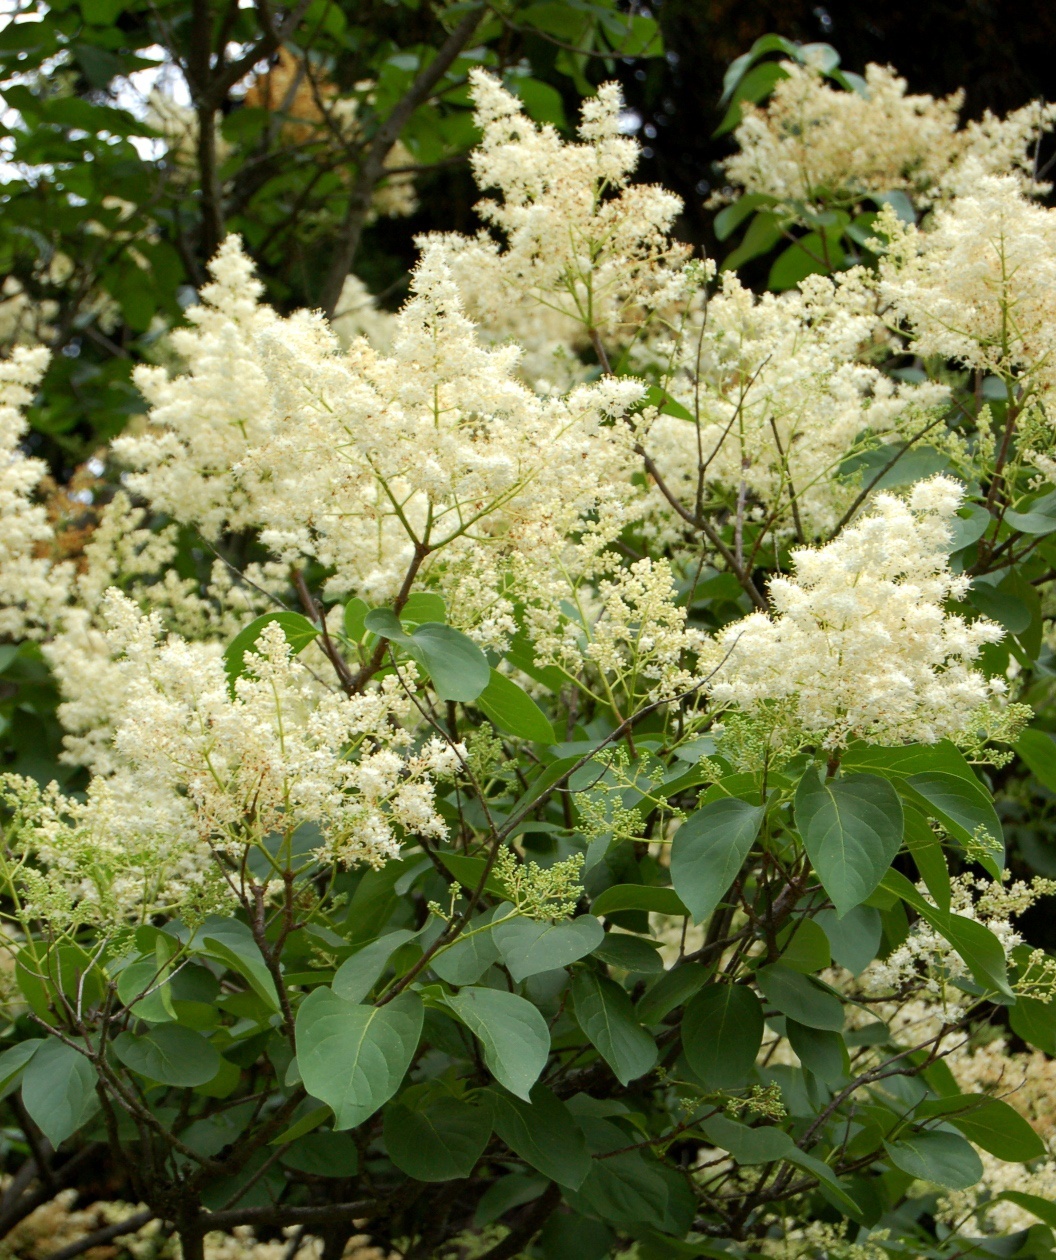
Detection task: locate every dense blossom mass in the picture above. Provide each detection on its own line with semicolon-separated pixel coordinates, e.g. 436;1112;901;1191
720;58;1056;211
711;478;1004;748
4;47;1056;1259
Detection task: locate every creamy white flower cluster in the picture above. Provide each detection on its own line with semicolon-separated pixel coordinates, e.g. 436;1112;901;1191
4;596;449;925
101;592;444;869
0;347;71;640
879;176;1056;410
721;60;1056;211
117;236;277;537
1;54;1040;934
532;557;710;704
639;268;948;537
116;236;640;647
709;477;1004;747
426;70;692;359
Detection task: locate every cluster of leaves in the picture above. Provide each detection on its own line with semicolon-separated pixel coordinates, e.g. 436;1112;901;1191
0;589;1053;1260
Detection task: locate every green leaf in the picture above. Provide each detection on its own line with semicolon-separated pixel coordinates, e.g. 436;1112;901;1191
637;964;711;1024
269;1104;332;1146
642;384;695;422
1010;994;1056;1054
333;929;419;1003
967;582;1031;634
574;1146;682;1232
473;1173;548;1228
604;12;662;57
384;1095;491;1181
520;1;588;41
571;970;657;1085
756;965;844;1031
713;62;790;135
883;1130;983;1190
815;905;882;975
476;670;555;742
794;770;903;916
994;1191;1056;1229
113;1024;221;1087
1004;489;1056;535
721;211;782;272
784;1148;860;1213
434;851;511;900
196;1058;240;1099
768;230;845;289
195;918;280;1012
882;869;1013;998
431;907;504;986
670;798;764;924
945;503;991;553
714;193;776;242
116;959;174;1023
224;613;319;689
363;610;489;702
903;806;952;912
493;915;603;983
78;0;124;25
775;917;831;974
591;933;663;974
1016;729;1056;792
294;989;423;1130
399;592;447;625
916;1094;1045;1162
487;1085;592;1188
343;598;370;642
719;35;797;105
872;189;916;223
0;1040;42;1098
840;739;977;783
21;1039;96;1148
786;1020;846;1085
840;443;951;493
591;885;688;918
511;78;568;129
682;984;763;1088
444;987;550;1101
702;1113;794;1164
279;1131;359;1178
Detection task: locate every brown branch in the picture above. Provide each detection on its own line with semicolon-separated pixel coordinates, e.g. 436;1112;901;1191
638;447;768;610
767;416;805;545
292;567;356;694
348;543;429;693
44;1210;156;1260
318;5;484;318
476;1182;561;1260
187;0;314;258
0;1146;103;1241
828;414;947;539
197;1199;376;1231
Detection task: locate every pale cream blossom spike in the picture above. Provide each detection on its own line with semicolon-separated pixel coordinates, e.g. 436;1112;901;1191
114;235;279;538
0;346;71;640
120;231;641;646
720;60;1056;212
424;69;692;357
709;477;1005;748
879;176;1056;413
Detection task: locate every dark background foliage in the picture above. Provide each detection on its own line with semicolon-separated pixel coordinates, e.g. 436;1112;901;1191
349;1;1056;305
